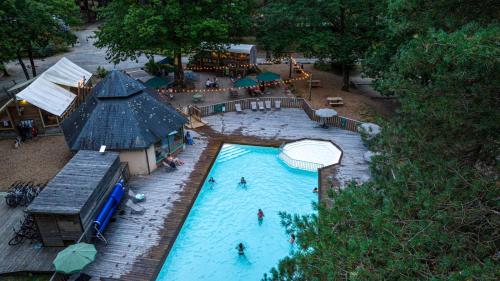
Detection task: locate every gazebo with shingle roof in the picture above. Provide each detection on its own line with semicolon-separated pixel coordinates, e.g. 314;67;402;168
61;70;188;175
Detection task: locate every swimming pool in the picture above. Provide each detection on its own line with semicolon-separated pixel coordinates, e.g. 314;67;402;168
156;144;318;281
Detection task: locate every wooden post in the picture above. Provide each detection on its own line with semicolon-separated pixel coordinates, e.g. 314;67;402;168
308;73;313;101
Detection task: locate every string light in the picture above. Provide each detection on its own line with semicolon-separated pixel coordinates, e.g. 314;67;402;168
158;56;311;94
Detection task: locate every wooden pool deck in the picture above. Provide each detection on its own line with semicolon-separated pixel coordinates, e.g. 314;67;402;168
0;108;369;280
0;194;61;274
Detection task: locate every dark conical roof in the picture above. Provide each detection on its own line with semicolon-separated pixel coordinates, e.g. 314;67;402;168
61;71;187;151
93;70;146;98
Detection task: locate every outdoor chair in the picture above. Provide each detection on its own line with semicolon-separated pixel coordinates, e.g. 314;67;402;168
235;103;242;113
258;101;265;111
275;100;281;110
265;100;272;110
251;101;257;111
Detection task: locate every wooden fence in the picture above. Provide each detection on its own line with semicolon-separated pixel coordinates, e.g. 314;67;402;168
197;97;303;116
195;97;362;132
301;99;361;132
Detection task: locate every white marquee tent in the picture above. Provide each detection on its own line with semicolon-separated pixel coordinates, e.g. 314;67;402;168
16;57;92;116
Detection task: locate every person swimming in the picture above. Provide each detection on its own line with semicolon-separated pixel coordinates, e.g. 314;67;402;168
257;209;264;221
289;234;296;244
312;187;318;193
239;177;247;186
209;177;216;184
236;242;245;255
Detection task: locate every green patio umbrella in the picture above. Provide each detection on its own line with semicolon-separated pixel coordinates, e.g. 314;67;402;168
256;71;281;82
144;76;173;89
53;243;97;274
234;77;258;88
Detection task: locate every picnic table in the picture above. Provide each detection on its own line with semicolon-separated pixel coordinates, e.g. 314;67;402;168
308;79;322;87
192;93;204;103
327;96;344;106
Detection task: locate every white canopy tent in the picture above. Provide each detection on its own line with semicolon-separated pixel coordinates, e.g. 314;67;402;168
42;57;92;87
15;57;92;117
16;76;76;116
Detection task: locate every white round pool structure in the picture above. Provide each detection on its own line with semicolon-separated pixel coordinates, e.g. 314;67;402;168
279;139;342;171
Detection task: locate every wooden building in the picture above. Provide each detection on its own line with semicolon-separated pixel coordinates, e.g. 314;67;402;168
191;44;257;71
61;70;188;175
0;57;92;136
26;150;128;247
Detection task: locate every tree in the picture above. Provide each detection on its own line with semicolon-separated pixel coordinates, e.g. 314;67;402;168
264;23;499;281
263;2;499;280
363;0;499;88
258;0;383;90
95;0;254;87
0;0;79;79
0;5;15;76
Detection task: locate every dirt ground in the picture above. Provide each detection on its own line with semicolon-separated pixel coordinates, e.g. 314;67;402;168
260;63;397;121
0;136;72;191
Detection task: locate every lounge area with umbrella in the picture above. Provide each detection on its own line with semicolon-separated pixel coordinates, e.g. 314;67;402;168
234;77;258;88
315;108;338;128
144;76;174;89
256;71;281;83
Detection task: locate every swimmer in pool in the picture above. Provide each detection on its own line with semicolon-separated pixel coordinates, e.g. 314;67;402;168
289;234;296;244
313;187;318;193
239;177;247;186
257;209;264;221
209;177;216;184
236;242;245;255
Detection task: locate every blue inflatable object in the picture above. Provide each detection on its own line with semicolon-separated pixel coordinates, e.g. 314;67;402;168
94;179;125;235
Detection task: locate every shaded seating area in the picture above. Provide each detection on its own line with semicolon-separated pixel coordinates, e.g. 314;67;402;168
256;71;281;83
61;70;188;175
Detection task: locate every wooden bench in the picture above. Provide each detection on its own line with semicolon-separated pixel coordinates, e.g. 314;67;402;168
327;97;344;106
308;79;322;87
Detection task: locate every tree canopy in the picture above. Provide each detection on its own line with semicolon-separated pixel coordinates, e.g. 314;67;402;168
263;1;499;280
0;0;79;79
258;0;383;90
95;0;255;86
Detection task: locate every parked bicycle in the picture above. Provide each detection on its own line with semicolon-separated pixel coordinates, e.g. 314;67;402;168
5;181;46;208
8;214;40;246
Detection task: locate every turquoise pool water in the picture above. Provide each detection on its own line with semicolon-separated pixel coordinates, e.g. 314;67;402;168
156;144;318;281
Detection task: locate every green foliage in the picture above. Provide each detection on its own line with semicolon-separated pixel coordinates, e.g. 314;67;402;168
96;66;108;78
258;0;384;89
0;0;80;77
265;2;499;281
363;0;499;88
95;0;255;85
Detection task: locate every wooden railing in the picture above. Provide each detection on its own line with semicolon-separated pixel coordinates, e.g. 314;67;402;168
196;97;362;132
197;97;303;116
301;99;361;132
